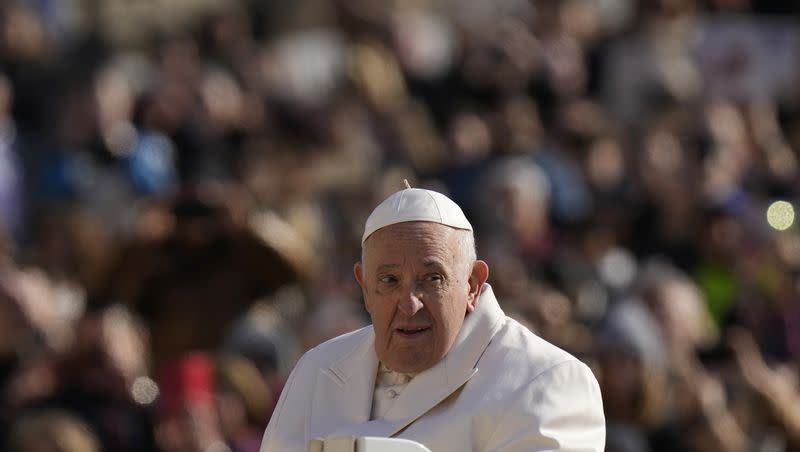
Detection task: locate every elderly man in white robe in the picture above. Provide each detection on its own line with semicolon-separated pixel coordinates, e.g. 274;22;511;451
260;183;605;452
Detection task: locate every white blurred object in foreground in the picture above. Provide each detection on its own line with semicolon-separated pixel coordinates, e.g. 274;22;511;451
308;436;432;452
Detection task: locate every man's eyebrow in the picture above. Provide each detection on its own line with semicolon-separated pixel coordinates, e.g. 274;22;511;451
423;260;446;269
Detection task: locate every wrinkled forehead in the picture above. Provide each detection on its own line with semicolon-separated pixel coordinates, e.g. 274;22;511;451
362;221;459;261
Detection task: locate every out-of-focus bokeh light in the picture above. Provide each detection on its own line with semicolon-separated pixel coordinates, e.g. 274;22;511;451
131;376;159;405
598;247;637;290
767;200;795;231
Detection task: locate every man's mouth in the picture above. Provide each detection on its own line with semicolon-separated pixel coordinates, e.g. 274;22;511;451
395;326;432;337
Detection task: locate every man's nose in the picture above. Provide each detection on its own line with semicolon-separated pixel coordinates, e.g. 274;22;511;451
397;288;424;317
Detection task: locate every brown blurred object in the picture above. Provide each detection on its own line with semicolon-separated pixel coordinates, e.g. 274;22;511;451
671;353;748;452
215;353;273;451
0;225;10;262
0;3;51;64
24;205;114;297
97;184;312;373
525;283;594;356
8;410;100;452
58;305;149;398
728;328;800;449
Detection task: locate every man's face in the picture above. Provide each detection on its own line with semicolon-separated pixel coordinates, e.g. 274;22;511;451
354;222;487;374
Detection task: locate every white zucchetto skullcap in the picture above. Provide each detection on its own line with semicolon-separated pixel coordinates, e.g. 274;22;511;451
362;181;472;245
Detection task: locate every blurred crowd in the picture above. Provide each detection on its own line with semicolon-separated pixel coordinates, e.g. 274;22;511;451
2;0;800;451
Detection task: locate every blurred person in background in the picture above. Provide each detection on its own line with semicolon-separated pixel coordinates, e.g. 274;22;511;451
215;354;274;452
151;350;275;452
596;300;672;452
97;186;309;375
20;305;159;452
156;353;227;452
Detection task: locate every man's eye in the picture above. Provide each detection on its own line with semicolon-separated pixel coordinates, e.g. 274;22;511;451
426;274;443;283
380;276;397;284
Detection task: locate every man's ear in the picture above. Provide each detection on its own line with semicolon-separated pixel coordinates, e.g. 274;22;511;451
354;261;371;314
354;261;365;288
466;260;489;313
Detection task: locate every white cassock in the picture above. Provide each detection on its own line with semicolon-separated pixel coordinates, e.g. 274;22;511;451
260;284;605;452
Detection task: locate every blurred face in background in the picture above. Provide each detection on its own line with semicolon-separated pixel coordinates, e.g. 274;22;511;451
355;222;488;374
65;306;148;398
